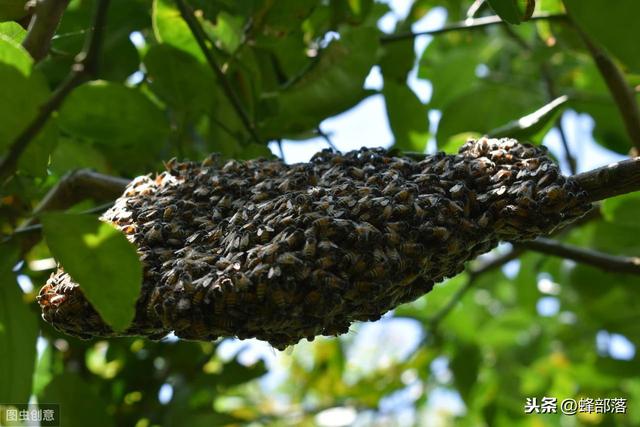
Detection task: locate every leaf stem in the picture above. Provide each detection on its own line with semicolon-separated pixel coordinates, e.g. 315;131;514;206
0;0;111;185
175;0;262;145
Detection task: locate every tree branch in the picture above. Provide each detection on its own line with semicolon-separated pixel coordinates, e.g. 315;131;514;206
571;157;640;203
515;238;640;275
380;13;567;44
22;0;71;63
0;0;111;185
571;23;640;151
7;169;128;255
175;0;262;145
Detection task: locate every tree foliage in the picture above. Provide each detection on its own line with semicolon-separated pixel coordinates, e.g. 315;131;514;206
1;0;639;425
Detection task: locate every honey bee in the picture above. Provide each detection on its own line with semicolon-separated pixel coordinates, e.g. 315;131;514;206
316;255;336;270
312;270;344;288
303;238;317;258
477;212;492;228
268;265;282;279
272;288;290;308
261;243;281;262
201;153;219;167
432;226;450;241
163;268;180;286
256;281;268;301
283;230;304;249
540;185;564;202
382;204;393;220
312;217;332;231
400;242;423;256
353;222;380;243
367;264;387;280
145;223;164;243
223;290;237;307
234;272;251;291
187;319;209;340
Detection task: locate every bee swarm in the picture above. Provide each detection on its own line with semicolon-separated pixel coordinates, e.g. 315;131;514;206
38;138;591;349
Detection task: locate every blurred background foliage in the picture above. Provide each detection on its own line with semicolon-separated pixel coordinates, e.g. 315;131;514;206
1;0;640;425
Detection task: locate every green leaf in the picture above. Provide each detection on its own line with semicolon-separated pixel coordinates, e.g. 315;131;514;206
383;80;429;152
49;137;110;176
488;95;568;140
0;243;39;403
19;119;58;178
214;357;268;389
144;43;216;115
450;344;482;403
40;373;115;427
419;47;479;110
602;193;640;229
486;0;523;24
32;341;53;397
479;308;537;349
0;34;32;77
153;0;203;61
436;83;545;148
58;81;170;147
379;38;415;82
564;0;640;73
0;0;28;21
0;22;26;43
0;64;51;152
211;10;244;53
41;213;143;332
260;26;379;138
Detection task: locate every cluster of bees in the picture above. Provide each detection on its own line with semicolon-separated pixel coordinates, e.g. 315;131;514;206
38;138;592;349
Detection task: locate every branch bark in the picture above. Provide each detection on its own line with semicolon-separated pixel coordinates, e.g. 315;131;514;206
7;169;128;255
515;238;640;275
22;0;71;63
0;0;111;185
571;157;640;203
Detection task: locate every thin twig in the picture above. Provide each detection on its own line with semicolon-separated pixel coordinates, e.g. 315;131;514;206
515;238;640;275
0;0;111;185
175;0;262;145
427;248;523;329
380;13;567;44
571;21;640;151
22;0;71;62
276;139;286;162
317;127;338;151
572;157;640;202
540;62;577;175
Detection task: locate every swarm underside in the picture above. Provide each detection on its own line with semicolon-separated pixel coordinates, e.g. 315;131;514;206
38;138;591;349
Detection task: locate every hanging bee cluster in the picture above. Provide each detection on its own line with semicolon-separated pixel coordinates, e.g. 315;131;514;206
39;138;591;349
